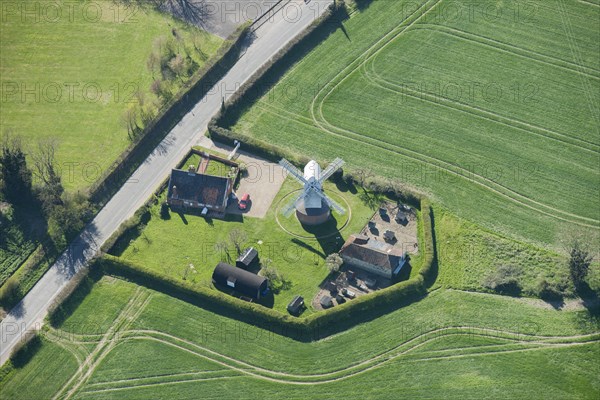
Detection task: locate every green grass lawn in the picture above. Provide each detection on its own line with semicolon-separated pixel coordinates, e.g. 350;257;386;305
0;0;223;192
1;276;598;399
115;175;388;314
226;0;600;249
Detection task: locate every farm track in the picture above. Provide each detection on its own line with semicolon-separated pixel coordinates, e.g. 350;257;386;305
49;287;152;400
262;67;600;228
73;327;599;391
42;286;600;394
557;0;600;127
362;47;600;154
413;24;600;80
578;0;600;7
302;0;599;228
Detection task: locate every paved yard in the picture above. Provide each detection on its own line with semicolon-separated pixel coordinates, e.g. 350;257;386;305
211;142;286;218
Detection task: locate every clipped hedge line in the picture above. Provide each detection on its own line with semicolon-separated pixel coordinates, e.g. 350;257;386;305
207;2;343;168
98;200;435;338
419;199;437;286
89;22;252;206
97;255;309;333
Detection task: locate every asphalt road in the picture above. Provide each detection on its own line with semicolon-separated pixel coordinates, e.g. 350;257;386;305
0;0;332;366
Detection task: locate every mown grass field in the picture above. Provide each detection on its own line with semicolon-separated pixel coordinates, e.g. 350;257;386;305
0;0;223;191
113;172;394;314
227;0;600;248
0;276;598;399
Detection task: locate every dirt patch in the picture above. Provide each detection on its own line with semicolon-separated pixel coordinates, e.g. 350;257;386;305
312;267;392;310
362;202;419;255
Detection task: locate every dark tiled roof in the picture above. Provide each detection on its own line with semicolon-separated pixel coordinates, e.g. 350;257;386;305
340;235;403;272
167;169;229;207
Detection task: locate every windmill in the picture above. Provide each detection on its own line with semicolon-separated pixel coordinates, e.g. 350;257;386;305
279;158;345;225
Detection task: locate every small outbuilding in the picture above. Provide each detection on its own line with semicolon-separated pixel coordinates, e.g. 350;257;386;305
320;295;334;309
287;295;305;315
212;262;269;299
335;294;346;304
236;247;260;270
395;211;408;225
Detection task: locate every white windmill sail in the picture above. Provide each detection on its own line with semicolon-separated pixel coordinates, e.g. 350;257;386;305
278;157;346;217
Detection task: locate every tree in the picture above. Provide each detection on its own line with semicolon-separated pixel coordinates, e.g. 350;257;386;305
31;139;63;212
0;134;33;205
47;193;93;248
146;51;160;77
352;167;373;189
569;239;593;289
482;264;523;295
229;228;247;256
325;253;343;273
214;240;231;262
121;106;140;141
260;263;290;293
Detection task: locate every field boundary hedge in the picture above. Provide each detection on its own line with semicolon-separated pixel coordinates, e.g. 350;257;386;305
0;23;252;314
207;2;343;168
96;199;435;340
88;22;251;206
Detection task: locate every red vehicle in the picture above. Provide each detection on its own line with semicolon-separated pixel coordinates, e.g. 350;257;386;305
238;193;250;210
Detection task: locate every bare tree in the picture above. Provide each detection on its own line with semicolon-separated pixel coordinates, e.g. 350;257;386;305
146;51;160;77
121;106;139;140
168;54;187;81
229;228;247;256
31;139;63;209
214;240;230;263
353;168;373;189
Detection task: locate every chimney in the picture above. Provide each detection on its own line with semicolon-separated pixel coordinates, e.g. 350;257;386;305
172;185;178;198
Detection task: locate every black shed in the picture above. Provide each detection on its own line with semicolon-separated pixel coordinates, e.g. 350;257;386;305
212;262;269;299
236;247;259;270
287;295;305;315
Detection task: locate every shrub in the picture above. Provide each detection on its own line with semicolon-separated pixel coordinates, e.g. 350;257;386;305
482;264;523;295
536;277;564;301
0;277;21;307
325;253;343;273
160;202;170;219
569;239;593;289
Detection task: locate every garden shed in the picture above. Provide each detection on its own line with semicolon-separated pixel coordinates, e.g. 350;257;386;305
236;247;259;270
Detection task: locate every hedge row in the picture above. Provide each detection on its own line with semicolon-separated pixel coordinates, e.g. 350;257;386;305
100;146;210;255
207;1;425;207
88;22;252;206
207;2;343;168
97;200;435;339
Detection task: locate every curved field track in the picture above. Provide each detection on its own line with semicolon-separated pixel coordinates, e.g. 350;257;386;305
39;287;599;396
230;0;600;244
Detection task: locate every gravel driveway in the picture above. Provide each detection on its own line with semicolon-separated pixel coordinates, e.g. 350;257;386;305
211;142;286;218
